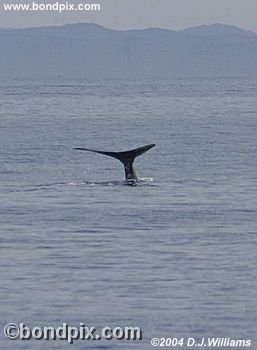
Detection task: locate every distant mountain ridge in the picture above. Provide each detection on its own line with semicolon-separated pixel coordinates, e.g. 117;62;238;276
179;23;257;36
1;23;257;79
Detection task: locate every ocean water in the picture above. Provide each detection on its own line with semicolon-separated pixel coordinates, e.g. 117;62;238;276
0;78;257;349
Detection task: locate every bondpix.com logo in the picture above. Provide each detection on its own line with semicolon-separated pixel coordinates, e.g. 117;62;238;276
3;2;101;13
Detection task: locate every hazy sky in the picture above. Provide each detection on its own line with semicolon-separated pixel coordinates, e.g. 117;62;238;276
1;0;257;32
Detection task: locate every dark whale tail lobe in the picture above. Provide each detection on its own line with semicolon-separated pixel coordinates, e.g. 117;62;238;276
73;144;155;183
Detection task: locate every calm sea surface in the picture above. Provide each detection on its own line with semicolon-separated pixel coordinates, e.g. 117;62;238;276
0;78;257;349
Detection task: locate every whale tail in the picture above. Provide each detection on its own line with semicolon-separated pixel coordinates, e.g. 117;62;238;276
73;144;155;183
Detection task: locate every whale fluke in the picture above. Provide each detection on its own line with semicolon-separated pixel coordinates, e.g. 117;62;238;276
73;144;155;183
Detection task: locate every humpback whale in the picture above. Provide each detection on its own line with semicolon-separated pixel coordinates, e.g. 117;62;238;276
73;144;155;184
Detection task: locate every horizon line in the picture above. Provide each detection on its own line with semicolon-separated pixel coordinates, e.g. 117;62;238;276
1;21;257;34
